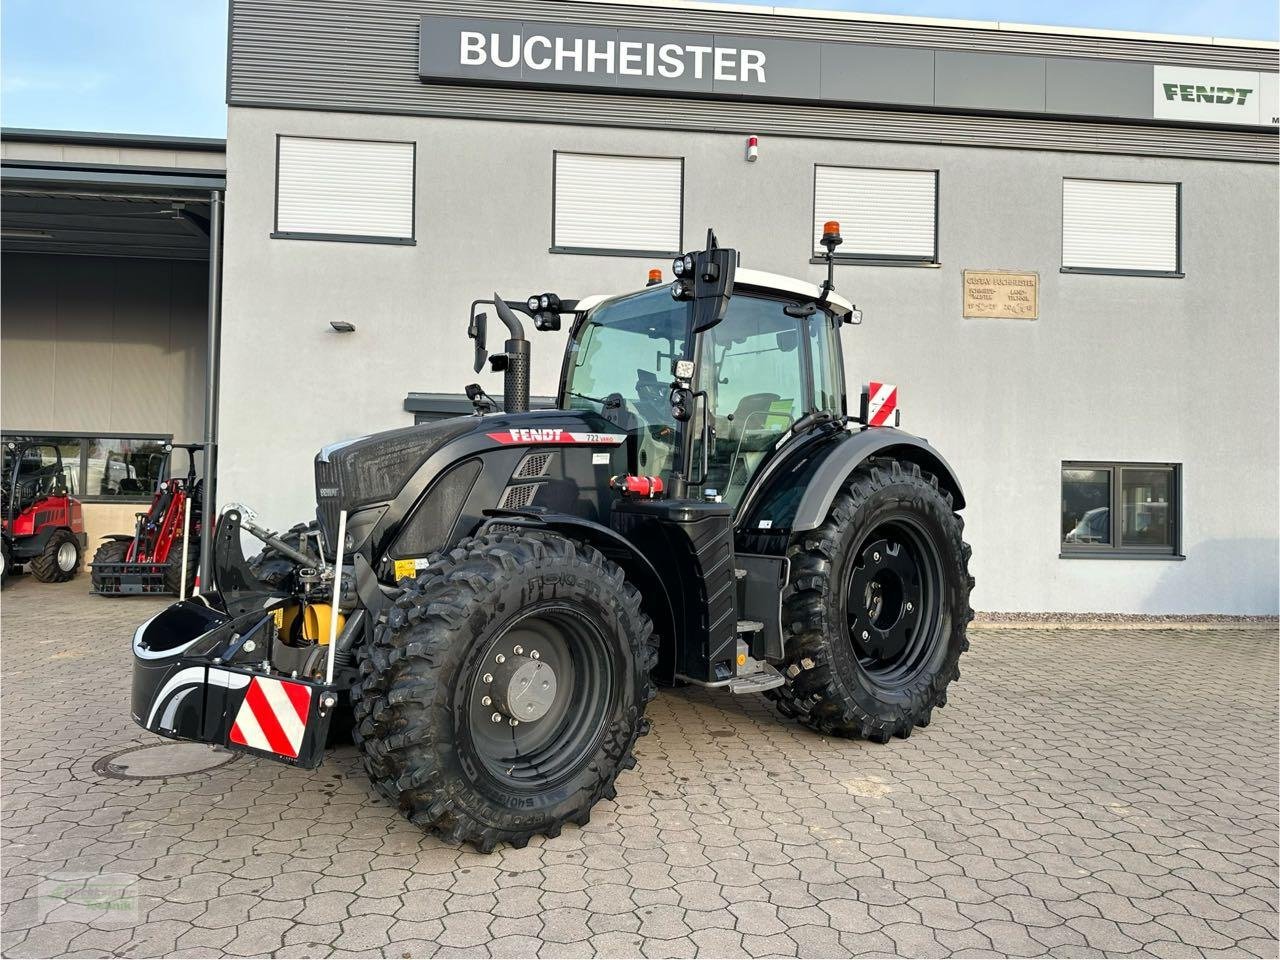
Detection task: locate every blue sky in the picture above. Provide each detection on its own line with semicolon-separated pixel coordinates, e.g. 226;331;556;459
2;0;1276;139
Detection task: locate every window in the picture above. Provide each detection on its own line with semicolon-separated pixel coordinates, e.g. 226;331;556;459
563;286;688;479
1062;179;1181;276
812;165;938;265
274;136;415;244
697;295;810;506
1061;462;1181;558
2;433;172;502
552;152;683;256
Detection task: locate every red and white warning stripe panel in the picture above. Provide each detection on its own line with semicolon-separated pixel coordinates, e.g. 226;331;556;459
865;382;899;427
486;428;625;445
229;676;312;759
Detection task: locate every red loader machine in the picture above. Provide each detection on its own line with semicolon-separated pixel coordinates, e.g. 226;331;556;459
129;226;974;850
1;438;87;587
92;443;203;597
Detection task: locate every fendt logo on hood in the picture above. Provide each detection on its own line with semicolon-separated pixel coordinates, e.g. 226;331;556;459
486;428;627;446
1161;83;1252;106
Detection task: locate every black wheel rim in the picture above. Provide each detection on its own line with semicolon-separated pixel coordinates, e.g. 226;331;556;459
461;603;616;791
843;517;944;684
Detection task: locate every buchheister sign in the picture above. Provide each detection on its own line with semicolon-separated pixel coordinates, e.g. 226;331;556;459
418;15;820;101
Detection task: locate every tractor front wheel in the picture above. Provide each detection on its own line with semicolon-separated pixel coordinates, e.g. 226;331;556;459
30;530;81;583
351;532;657;851
769;458;973;741
90;540;129;593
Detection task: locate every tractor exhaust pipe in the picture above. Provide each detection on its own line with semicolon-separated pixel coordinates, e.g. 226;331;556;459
493;294;531;414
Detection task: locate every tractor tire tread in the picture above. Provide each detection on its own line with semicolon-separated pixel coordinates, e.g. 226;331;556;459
29;529;80;583
350;531;657;852
766;456;973;741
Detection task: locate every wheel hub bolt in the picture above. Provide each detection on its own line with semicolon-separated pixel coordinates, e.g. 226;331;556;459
906;602;914;613
509;718;519;727
873;551;881;562
481;696;492;706
490;712;502;723
861;630;869;640
495;653;506;664
530;650;540;659
513;645;524;655
482;673;493;684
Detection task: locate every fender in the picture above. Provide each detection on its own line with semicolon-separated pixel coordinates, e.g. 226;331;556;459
479;509;679;682
739;427;966;535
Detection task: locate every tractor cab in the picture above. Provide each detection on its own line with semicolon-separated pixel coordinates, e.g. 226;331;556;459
563;265;855;511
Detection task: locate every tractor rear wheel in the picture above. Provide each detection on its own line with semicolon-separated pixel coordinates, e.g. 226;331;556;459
351;532;657;851
30;530;81;583
1;538;11;587
768;458;973;741
163;538;197;596
90;540;129;593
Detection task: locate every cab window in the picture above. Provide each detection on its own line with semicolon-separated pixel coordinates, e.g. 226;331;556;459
699;295;807;506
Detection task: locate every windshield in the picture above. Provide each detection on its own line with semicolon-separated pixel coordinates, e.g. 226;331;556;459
562;286;688;479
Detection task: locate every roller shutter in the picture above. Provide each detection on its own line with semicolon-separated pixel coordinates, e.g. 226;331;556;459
553;153;683;254
813;166;938;261
1062;179;1180;274
275;136;415;242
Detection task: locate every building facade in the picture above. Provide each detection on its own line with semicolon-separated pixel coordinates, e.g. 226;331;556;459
4;0;1277;612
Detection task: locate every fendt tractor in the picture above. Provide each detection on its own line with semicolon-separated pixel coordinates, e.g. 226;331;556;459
131;226;973;850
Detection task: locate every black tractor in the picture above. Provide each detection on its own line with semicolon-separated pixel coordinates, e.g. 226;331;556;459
131;227;973;850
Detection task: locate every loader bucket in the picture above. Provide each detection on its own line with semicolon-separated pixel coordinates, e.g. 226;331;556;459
131;598;334;769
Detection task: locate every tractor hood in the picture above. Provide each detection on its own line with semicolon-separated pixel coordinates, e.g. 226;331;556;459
313;408;625;555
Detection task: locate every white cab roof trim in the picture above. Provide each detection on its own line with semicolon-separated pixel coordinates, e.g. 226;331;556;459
735;268;855;315
576;270;853;318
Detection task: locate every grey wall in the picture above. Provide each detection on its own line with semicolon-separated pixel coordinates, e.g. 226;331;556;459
1;254;207;440
219;105;1279;614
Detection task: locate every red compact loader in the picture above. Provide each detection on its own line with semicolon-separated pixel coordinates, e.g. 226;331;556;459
1;439;87;586
91;443;203;597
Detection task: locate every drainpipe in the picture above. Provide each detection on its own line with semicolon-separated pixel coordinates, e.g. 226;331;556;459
199;190;223;589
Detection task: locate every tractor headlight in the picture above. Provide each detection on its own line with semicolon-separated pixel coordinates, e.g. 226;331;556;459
526;295;540;312
672;256;684;277
682;254;694;275
539;294;551;309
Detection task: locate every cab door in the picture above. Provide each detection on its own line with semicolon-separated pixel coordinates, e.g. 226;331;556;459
694;293;842;508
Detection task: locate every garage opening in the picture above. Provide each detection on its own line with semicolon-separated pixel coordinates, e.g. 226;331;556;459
1;130;225;582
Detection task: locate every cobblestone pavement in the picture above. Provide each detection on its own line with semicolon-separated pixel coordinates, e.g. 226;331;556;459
2;576;1277;959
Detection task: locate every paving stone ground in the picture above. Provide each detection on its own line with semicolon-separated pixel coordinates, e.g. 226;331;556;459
2;575;1277;959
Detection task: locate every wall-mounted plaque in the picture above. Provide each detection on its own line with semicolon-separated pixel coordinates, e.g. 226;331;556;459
963;270;1038;320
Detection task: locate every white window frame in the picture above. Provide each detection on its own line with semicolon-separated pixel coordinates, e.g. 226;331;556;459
273;135;416;245
811;164;939;266
551;151;684;258
1061;178;1183;278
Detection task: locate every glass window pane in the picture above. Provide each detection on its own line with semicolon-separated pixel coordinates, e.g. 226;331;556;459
1062;467;1111;545
808;315;842;415
1121;468;1172;548
86;438;169;498
699;296;805;505
562;286;688;481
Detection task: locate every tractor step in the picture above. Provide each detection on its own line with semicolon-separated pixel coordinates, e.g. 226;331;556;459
728;662;785;694
735;620;764;634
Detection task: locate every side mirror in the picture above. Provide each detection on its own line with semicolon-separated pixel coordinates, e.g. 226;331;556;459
469;311;488;373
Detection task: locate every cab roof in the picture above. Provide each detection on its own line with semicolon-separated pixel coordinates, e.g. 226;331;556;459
576;267;854;318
